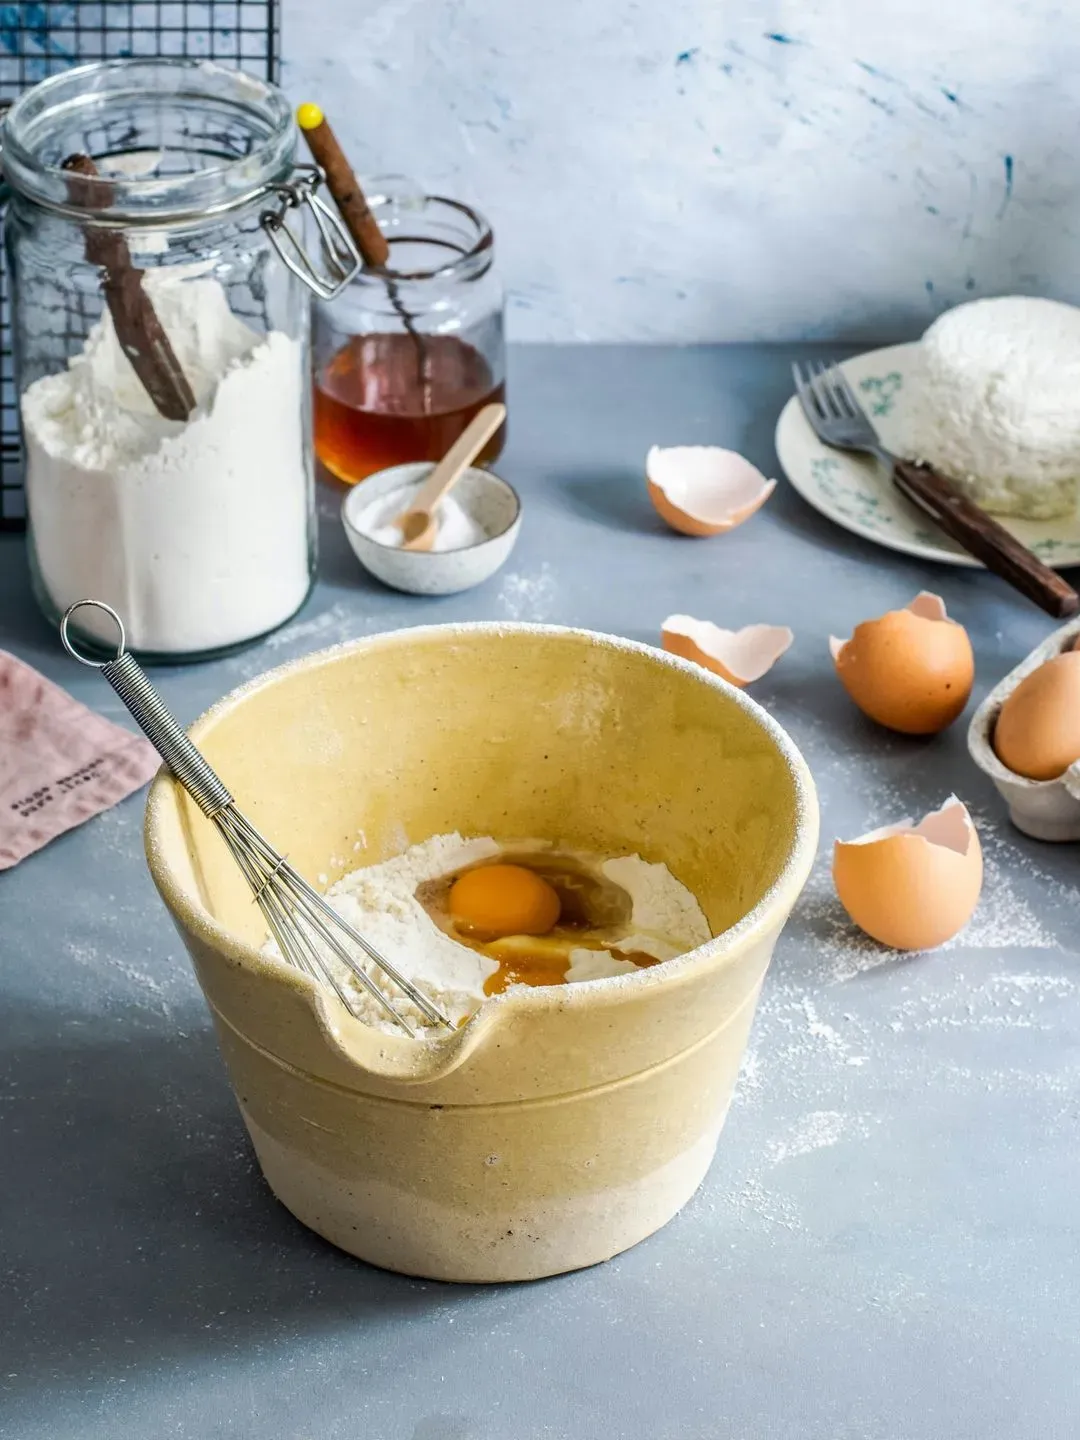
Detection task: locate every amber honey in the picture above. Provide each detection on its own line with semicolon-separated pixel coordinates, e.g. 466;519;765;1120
314;332;506;485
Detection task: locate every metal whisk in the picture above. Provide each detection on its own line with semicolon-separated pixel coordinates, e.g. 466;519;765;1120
60;600;452;1037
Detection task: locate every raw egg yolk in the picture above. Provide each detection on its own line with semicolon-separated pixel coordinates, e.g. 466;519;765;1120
448;864;561;938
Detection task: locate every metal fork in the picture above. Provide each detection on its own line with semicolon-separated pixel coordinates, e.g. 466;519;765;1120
792;360;895;467
792;360;1080;620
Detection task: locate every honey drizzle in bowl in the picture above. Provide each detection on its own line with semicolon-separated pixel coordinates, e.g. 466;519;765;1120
415;852;663;993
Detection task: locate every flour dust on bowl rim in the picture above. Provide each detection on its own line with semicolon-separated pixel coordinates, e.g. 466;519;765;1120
145;623;818;1282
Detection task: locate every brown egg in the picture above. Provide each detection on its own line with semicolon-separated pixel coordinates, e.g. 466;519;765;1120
660;615;793;687
833;797;982;950
646;445;776;537
993;650;1080;780
830;592;974;735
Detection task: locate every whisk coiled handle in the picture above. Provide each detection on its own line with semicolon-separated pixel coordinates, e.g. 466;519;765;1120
60;600;233;818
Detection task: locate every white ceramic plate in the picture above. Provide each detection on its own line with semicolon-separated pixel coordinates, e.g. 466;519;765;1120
774;342;1080;570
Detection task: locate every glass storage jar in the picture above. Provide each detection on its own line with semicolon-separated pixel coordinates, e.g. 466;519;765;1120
1;58;356;661
313;183;506;485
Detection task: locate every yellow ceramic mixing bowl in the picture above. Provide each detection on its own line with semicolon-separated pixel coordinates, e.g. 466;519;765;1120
146;624;817;1282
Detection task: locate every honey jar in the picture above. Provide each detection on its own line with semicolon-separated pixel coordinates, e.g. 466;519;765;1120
312;183;506;485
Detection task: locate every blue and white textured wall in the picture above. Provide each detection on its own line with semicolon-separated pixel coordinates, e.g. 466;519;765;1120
286;0;1080;343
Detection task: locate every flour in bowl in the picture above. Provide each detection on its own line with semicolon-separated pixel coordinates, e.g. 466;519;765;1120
907;296;1080;519
261;833;711;1033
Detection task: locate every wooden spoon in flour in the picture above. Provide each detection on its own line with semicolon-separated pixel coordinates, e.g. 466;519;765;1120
61;153;195;422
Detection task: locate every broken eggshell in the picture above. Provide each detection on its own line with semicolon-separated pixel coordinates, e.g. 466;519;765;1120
832;796;982;951
830;591;974;735
646;445;776;537
661;615;793;687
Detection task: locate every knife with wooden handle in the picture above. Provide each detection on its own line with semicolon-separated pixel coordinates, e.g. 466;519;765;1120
892;459;1080;620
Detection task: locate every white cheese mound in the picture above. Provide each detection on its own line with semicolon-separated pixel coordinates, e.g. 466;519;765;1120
907;296;1080;520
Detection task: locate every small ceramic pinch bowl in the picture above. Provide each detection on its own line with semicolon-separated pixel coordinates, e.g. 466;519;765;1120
145;625;818;1282
341;461;522;596
968;617;1080;842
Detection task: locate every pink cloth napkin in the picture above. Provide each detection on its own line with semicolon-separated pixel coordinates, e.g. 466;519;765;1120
0;649;160;870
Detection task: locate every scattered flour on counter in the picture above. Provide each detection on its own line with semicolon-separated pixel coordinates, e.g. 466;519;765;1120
497;562;558;621
712;1179;805;1234
262;602;358;651
799;995;844;1052
687;686;1080;1246
993;972;1076;996
766;1110;873;1166
940;816;1061;952
705;771;1080;1236
62;938;174;1018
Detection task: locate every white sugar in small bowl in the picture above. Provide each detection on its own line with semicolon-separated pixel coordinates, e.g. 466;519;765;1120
341;462;522;596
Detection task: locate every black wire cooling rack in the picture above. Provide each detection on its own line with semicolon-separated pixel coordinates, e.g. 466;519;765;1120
0;2;281;531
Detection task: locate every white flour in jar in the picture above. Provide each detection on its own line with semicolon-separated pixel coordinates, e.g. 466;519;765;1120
22;273;310;655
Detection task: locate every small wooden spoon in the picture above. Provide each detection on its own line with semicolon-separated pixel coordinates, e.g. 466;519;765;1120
395;403;507;551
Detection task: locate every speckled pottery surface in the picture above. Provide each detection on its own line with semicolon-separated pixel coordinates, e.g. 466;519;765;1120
968;618;1080;842
341;463;522;595
144;624;818;1283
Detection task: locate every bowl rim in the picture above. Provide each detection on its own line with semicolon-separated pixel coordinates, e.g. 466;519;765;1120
340;463;522;556
145;622;819;1024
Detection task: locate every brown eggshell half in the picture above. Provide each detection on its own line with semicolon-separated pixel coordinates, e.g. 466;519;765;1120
646;445;776;537
833;796;982;950
830;591;974;735
661;615;793;687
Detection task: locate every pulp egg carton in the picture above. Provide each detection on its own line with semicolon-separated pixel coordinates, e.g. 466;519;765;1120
968;617;1080;842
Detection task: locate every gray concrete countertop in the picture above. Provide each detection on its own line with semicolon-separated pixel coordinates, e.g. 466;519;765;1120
2;345;1078;1440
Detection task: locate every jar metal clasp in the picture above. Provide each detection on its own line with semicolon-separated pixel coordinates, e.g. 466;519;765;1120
260;164;359;301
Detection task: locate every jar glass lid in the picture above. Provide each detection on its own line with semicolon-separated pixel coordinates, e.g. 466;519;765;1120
1;58;294;224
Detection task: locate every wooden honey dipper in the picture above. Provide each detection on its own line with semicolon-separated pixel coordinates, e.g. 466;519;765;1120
296;104;431;408
61;154;196;422
295;104;390;269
